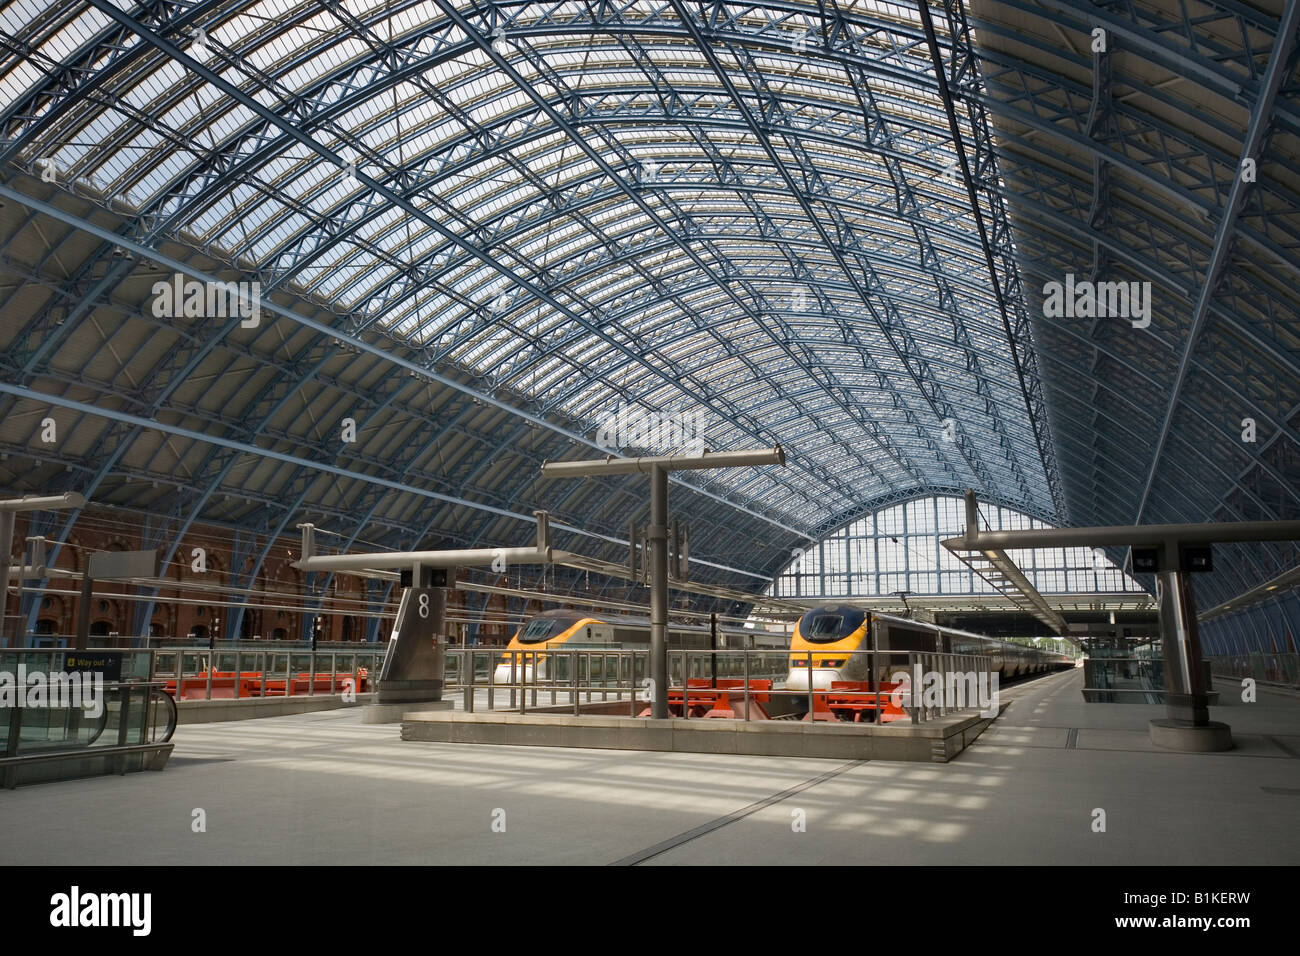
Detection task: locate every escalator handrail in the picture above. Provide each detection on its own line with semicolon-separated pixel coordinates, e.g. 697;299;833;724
2;680;174;756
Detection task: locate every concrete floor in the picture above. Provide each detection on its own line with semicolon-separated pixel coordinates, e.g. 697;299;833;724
1;668;1297;865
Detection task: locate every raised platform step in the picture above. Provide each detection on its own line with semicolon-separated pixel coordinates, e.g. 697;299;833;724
400;708;1001;762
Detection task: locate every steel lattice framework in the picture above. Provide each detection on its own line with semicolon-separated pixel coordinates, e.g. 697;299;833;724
0;0;1296;650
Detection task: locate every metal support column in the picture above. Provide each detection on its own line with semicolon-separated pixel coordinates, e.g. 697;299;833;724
1157;569;1208;725
75;571;94;651
0;511;13;647
649;465;669;720
539;446;785;721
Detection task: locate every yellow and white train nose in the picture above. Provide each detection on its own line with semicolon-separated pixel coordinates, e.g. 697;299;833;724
492;661;538;684
786;666;841;691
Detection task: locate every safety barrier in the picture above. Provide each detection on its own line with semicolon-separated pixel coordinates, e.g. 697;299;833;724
1207;653;1299;686
448;647;997;723
153;648;386;700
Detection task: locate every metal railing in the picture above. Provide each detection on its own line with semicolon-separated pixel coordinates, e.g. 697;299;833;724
152;647;387;700
0;647;156;680
447;647;997;723
1081;656;1166;703
1206;653;1299;686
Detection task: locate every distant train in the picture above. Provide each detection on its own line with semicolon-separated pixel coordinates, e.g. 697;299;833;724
787;605;1074;691
493;608;787;685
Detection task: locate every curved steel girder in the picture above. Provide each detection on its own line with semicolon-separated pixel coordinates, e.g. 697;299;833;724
135;345;460;600
990;0;1299;129
525;329;982;502
14;1;1293;276
1015;250;1300;469
10;7;1019;494
529;286;1036;411
10;5;1040;522
743;397;1043;467
1033;370;1285;581
976;100;1300;287
7;1;1289;561
57;312;1027;538
967;19;1300;219
1044;437;1279;595
235;393;668;620
1044;364;1299;528
1127;0;1300;525
215;76;961;272
70;4;847;513
1026;313;1300;517
0;440;430;545
1;1;955;227
400;232;1006;395
231;115;954;294
0;0;232;164
409;17;931;510
321;164;1003;335
451;407;830;531
25;7;1284;306
998;191;1300;403
8;280;808;587
2;383;785;574
69;1;970;520
2;185;815;547
659;0;1036;511
987;119;1300;297
1199;593;1297;655
392;180;1013;352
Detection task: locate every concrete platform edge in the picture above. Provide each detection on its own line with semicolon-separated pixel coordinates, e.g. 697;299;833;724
176;693;374;724
400;710;996;762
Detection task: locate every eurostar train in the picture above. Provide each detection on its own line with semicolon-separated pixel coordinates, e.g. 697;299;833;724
493;608;787;685
787;605;1074;691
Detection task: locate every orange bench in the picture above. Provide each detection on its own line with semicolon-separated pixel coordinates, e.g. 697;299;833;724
816;681;908;723
163;670;369;699
638;680;774;719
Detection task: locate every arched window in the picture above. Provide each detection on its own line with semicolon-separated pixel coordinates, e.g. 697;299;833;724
767;494;1147;599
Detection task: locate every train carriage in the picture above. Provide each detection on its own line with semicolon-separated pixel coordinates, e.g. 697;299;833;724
787;605;1072;691
493;608;788;685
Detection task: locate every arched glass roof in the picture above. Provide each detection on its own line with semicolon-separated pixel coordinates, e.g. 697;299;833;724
0;0;1059;539
0;0;1295;626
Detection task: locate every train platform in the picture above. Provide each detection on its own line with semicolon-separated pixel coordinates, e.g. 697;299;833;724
2;669;1297;866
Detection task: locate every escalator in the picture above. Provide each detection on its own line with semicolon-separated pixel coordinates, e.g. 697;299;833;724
1;681;178;788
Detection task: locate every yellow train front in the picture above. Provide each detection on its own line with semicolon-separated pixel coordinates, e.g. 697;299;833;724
492;609;609;684
787;605;1076;694
787;605;871;691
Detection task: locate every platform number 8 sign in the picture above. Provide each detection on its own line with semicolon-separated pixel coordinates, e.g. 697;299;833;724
418;593;430;619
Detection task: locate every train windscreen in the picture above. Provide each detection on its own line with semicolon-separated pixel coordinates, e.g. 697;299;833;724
798;607;866;643
519;619;558;643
